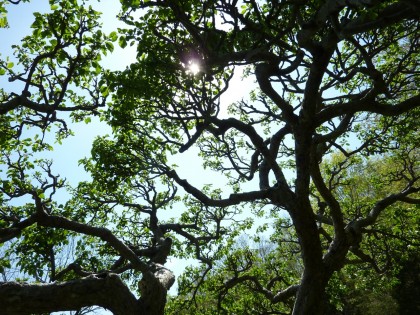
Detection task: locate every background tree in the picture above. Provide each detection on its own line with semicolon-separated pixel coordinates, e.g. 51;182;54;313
1;1;419;315
167;153;419;314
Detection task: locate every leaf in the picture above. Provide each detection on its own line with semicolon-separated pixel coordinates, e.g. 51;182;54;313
0;16;7;28
105;41;114;53
118;36;127;48
100;86;109;97
109;31;118;42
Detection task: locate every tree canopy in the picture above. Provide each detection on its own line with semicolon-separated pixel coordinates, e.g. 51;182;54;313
0;1;419;315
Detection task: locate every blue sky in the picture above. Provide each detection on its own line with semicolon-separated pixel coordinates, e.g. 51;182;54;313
0;0;255;187
1;2;131;314
0;1;141;189
0;1;262;313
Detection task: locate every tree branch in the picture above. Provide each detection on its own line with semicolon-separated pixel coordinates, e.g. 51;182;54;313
166;169;271;207
36;210;150;274
317;94;420;124
222;274;298;304
341;2;418;37
0;274;139;315
355;186;420;228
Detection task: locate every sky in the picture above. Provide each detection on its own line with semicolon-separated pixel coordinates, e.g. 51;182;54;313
0;1;133;185
1;1;410;314
2;0;360;312
0;1;258;313
0;0;256;187
0;2;127;313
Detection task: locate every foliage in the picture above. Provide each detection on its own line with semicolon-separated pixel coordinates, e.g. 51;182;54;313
394;252;420;315
168;154;419;314
1;1;419;315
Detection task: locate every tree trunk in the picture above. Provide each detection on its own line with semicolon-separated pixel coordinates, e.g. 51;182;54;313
287;123;330;314
292;269;328;315
0;267;175;315
0;274;140;315
289;202;329;315
138;266;175;315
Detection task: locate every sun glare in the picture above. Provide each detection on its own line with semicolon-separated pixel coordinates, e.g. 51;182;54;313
188;61;200;75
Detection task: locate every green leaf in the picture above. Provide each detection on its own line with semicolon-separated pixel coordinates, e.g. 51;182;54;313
109;31;118;42
0;16;7;28
100;86;109;97
105;41;114;53
118;36;127;48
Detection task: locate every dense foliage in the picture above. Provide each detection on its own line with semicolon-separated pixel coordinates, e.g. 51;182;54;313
0;1;419;314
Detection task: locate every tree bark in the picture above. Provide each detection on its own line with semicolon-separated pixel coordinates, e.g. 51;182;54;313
0;274;140;315
138;264;175;315
0;267;175;315
288;195;328;314
292;269;328;315
289;128;329;315
290;210;328;315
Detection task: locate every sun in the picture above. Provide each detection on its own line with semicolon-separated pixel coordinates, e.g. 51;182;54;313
187;61;201;75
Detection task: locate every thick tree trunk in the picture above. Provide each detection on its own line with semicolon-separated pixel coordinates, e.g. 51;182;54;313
0;274;140;315
138;265;175;315
289;199;329;315
287;122;330;314
0;267;175;315
292;269;328;315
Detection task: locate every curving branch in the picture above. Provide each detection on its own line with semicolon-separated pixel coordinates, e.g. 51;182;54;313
341;2;418;37
354;186;420;229
0;212;38;243
35;207;150;274
0;274;139;315
310;156;345;240
166;169;271;207
208;116;291;188
317;94;420;124
221;274;299;304
255;63;298;126
0;94;104;115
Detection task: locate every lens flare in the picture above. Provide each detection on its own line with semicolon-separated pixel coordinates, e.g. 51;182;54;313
188;61;200;75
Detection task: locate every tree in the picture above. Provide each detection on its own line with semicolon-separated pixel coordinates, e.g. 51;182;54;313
394;251;420;315
320;153;419;314
0;0;419;315
166;225;302;314
167;154;419;314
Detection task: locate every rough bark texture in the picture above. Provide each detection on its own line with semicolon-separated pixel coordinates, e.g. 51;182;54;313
293;270;328;315
0;267;175;315
138;264;175;315
0;274;139;315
